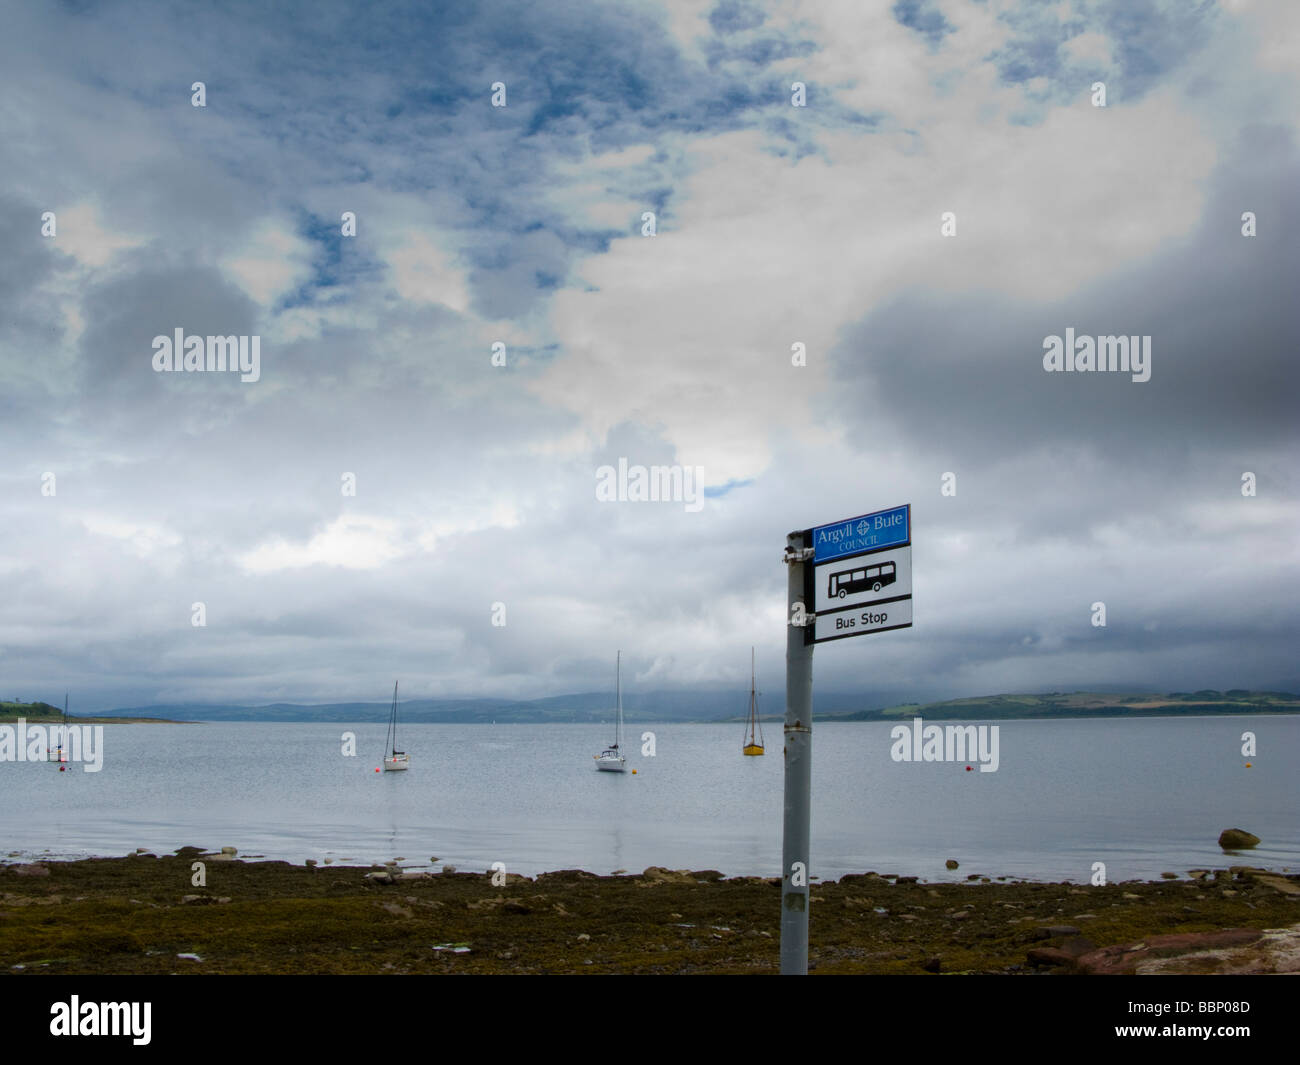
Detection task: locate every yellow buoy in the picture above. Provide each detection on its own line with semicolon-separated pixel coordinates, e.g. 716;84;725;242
632;769;637;774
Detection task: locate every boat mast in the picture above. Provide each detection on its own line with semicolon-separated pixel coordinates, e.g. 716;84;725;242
750;648;756;743
615;651;622;750
388;681;398;756
746;647;763;747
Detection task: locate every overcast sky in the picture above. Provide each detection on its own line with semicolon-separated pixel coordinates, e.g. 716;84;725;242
1;0;1296;711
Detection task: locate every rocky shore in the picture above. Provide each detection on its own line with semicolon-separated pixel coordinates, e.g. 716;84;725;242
1;851;1297;974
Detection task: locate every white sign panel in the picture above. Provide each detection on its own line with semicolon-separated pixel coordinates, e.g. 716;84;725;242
815;598;912;642
814;545;911;615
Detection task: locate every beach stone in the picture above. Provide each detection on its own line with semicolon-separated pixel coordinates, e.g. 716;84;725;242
921;956;942;973
1160;872;1178;879
576;933;591;942
945;859;959;870
11;864;49;877
324;858;333;865
1026;946;1076;967
1027;938;1095;967
1219;828;1260;850
1030;925;1080;939
365;871;394;884
305;859;318;867
1188;870;1210;880
221;846;237;856
896;876;919;884
966;873;980;881
690;869;725;882
1214;869;1231;882
441;865;457;874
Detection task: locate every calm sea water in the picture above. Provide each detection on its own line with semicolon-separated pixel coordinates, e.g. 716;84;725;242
1;717;1295;883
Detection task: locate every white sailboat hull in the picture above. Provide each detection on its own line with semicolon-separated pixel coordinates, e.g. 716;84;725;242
383;754;409;772
594;754;626;772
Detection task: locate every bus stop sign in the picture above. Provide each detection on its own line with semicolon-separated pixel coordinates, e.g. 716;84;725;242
806;504;912;643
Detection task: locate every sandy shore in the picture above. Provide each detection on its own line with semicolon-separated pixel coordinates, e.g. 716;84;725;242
2;850;1297;974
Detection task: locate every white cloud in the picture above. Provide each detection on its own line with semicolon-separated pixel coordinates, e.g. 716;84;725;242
238;515;406;573
80;514;182;557
52;202;143;268
221;219;315;306
533;83;1216;483
385;231;469;312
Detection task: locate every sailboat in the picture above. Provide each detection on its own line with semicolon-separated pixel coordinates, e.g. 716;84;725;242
382;681;409;771
50;693;69;764
742;649;764;756
594;651;627;772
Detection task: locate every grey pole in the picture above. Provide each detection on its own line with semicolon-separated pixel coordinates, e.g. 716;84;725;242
780;530;814;974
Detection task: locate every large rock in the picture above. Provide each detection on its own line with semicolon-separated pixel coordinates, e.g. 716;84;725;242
1219;828;1261;849
641;866;696;884
1074;929;1265;975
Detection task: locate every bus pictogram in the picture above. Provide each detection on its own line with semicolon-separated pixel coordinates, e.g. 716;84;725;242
827;560;897;598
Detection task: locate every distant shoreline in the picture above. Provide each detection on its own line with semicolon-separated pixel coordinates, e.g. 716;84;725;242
42;689;1295;724
0;715;196;725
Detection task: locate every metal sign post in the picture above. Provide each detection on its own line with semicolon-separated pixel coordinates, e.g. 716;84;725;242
780;505;912;975
780;530;814;974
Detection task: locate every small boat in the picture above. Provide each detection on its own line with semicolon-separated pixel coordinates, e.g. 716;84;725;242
742;649;764;756
594;651;627;772
50;693;69;763
383;681;409;771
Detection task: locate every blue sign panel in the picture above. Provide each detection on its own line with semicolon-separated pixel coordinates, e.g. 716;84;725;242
810;504;909;563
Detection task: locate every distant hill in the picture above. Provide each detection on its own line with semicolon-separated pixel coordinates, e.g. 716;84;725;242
818;689;1300;722
1;700;63;719
0;700;189;724
46;688;1300;724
